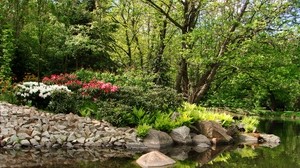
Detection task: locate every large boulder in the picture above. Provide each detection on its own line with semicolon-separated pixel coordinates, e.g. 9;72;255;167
170;126;192;144
192;134;211;146
143;129;173;148
195;121;233;144
136;151;176;168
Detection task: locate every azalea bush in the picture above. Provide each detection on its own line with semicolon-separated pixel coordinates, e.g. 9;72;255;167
42;73;118;101
15;82;71;108
80;79;118;100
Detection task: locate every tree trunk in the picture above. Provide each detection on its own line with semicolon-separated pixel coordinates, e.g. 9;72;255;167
188;63;220;103
175;58;189;96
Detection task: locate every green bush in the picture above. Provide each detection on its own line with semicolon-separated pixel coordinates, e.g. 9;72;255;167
115;85;183;113
47;91;77;114
0;81;17;104
78;100;98;117
95;100;132;127
94;85;182;127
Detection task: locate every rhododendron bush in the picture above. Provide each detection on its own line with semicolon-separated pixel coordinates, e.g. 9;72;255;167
15;82;71;108
42;73;119;100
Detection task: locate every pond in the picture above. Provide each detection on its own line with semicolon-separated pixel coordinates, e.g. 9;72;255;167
1;119;299;168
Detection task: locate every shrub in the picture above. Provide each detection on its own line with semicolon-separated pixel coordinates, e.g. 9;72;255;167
78;100;98;117
0;80;17;104
42;73;118;101
47;91;77;114
95;100;132;127
80;79;118;100
94;85;182;127
115;85;182;113
15;82;71;109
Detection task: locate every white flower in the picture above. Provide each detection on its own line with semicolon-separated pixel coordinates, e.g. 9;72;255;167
16;81;72;99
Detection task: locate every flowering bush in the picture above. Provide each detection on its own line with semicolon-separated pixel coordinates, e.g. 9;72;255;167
42;74;82;91
42;73;118;100
15;82;71;108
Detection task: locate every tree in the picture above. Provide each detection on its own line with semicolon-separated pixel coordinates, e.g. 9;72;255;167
144;0;291;104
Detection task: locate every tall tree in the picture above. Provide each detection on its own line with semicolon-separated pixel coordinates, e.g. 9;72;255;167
144;0;291;104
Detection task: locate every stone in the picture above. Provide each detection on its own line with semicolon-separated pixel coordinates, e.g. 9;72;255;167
10;135;19;143
66;142;73;148
41;131;50;138
31;130;41;137
259;134;280;143
76;137;86;144
136;151;176;168
143;129;173;148
67;132;76;142
195;121;233;144
192;134;211;146
170;126;192;144
29;139;39;146
193;144;210;153
17;133;31;140
226;125;240;138
34;135;41;141
239;133;259;143
40;137;50;146
20;139;30;146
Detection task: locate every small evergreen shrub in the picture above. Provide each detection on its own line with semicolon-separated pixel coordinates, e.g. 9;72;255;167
47;91;77;114
95;100;132;127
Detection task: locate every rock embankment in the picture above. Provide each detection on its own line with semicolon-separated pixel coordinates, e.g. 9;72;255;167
0;102;138;149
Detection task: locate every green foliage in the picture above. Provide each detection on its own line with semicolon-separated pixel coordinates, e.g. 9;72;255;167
153;112;177;132
95;100;132;127
0;81;17;104
136;123;152;138
91;79;182;127
77;100;98;117
75;69;155;90
240;116;259;133
0;27;14;82
47;91;77;114
178;103;234;128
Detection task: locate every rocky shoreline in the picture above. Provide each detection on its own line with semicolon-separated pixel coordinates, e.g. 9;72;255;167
0;102;282;167
0;102;140;149
0;102;280;151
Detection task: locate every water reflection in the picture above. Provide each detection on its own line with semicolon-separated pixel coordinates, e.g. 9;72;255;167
0;148;140;168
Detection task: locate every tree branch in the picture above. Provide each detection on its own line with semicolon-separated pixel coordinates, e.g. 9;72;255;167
144;0;183;30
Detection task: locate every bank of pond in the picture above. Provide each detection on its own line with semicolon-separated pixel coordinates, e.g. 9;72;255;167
1;119;299;168
0;102;299;168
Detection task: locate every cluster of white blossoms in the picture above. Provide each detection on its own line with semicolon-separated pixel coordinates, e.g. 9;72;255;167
16;82;71;99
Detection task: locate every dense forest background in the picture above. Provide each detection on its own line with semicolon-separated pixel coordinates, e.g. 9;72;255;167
0;0;299;111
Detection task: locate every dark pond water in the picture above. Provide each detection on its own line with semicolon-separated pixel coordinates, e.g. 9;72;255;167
1;119;299;168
